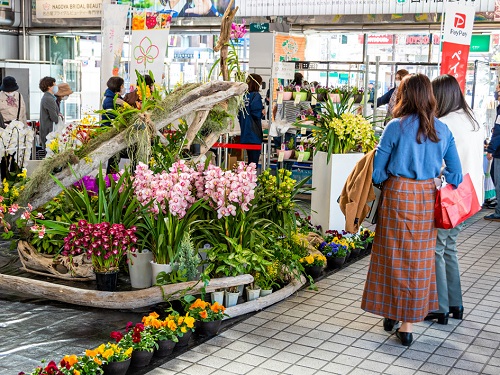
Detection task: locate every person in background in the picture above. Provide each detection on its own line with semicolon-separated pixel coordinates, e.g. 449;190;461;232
39;76;60;150
291;72;303;87
428;74;483;325
485;82;500;221
55;82;73;112
361;74;462;347
0;76;27;127
123;75;154;109
102;76;126;173
371;69;409;122
238;73;263;166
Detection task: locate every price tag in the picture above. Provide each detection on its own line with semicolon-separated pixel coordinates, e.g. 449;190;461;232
280;143;286;151
297;153;304;162
311;94;317;105
279;85;284;92
301;127;307;135
310;86;316;94
295;85;301;92
278;152;284;162
298;145;304;152
277;92;283;104
300;114;306;121
317;114;321;120
294;94;301;105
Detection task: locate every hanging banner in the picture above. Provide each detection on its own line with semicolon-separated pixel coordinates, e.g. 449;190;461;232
130;11;171;89
440;3;476;92
100;3;130;96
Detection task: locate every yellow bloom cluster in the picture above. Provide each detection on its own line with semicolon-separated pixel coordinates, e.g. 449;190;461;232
142;311;195;338
257;169;296;211
332;236;355;250
292;232;309;250
137;85;152;101
300;253;327;266
85;342;132;365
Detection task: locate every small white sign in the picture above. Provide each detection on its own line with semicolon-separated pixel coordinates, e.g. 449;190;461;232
273;62;296;79
442;3;476;45
36;0;102;19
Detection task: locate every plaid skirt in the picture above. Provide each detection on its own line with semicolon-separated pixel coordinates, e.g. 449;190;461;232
361;176;439;322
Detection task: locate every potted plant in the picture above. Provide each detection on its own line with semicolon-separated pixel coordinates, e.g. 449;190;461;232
62;220;137;291
277;137;295;160
246;280;261;302
132;161;204;284
292;86;309;102
299;253;327;279
319;241;348;270
169;311;196;347
351;86;364;103
142;312;180;357
316;87;330;102
111;322;157;368
281;85;294;100
85;342;133;375
188;297;228;337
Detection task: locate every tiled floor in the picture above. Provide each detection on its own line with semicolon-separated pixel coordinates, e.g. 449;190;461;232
145;211;500;375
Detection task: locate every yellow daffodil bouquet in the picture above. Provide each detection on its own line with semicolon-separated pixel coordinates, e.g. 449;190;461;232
299;253;327;268
295;94;376;163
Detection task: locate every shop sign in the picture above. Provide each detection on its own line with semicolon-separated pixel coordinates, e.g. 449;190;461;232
359;34;394;44
470;34;490;52
36;0;102;19
236;0;495;17
0;0;11;8
273;62;295;79
406;34;441;45
294;61;319;70
440;3;475;91
250;23;270;33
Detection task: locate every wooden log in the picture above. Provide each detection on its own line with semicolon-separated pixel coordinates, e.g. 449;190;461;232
223;275;307;319
185;110;211;149
25;81;247;211
0;273;253;310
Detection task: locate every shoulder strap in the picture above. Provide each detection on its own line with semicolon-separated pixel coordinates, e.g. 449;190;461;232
16;92;21;121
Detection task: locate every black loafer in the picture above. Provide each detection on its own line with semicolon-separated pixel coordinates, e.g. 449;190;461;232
449;306;464;320
395;329;413;346
383;318;398;332
424;312;449;325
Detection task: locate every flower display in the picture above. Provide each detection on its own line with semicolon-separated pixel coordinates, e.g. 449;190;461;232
85;342;132;364
62;220;137;272
45;116;101;157
188;298;227;322
0;121;34;169
111;322;157;352
199;162;257;219
318;241;348;258
230;21;247;41
142;311;195;342
299;253;327;267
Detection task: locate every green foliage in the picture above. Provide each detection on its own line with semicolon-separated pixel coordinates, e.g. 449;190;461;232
177;232;200;281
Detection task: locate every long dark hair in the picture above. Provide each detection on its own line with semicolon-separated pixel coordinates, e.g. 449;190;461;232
432;74;479;131
392;73;439;143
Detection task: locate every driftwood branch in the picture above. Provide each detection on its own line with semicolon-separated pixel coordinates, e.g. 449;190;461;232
26;81;247;211
0;272;253;309
185;110;211;149
213;0;238;81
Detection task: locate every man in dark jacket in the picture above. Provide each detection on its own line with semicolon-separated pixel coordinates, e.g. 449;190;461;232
485;86;500;221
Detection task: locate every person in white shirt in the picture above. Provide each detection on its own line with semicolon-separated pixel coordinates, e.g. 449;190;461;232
428;74;484;325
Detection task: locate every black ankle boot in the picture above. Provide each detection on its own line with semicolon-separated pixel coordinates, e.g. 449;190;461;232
424;311;449;325
383;318;398;332
449;306;464;320
395;329;413;346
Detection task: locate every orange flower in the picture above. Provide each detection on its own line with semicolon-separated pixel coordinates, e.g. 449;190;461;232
199;310;208;319
62;355;78;366
210;302;225;314
167;320;177;331
189;298;208;310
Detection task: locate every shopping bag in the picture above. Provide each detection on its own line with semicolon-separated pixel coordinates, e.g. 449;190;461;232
365;184;382;224
435;173;481;229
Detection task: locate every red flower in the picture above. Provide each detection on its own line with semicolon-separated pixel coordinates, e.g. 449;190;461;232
110;331;123;342
125;321;133;332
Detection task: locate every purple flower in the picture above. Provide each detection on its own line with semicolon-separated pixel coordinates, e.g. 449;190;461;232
73;175;98;195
